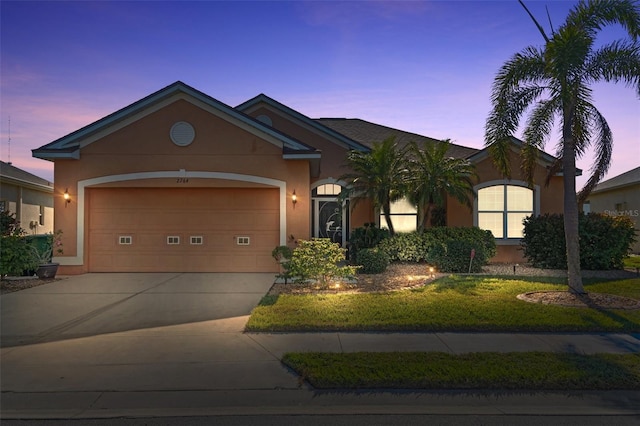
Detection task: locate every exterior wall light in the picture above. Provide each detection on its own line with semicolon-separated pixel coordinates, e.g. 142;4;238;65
64;188;71;207
292;190;297;208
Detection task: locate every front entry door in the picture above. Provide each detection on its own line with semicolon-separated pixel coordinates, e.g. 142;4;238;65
313;199;348;246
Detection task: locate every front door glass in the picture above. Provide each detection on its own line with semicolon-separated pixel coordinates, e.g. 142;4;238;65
317;200;342;244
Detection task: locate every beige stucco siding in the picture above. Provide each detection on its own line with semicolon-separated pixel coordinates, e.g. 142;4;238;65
0;181;53;234
245;106;351;181
446;150;565;263
53;98;311;273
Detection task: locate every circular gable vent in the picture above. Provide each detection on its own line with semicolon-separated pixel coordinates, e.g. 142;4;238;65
170;121;195;146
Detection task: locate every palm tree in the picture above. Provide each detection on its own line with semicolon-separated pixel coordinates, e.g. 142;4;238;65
340;137;409;236
406;140;477;232
485;0;639;294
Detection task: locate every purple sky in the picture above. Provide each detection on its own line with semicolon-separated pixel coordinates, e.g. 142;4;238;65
1;1;638;189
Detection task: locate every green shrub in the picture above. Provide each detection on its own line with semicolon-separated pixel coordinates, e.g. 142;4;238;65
522;213;637;270
286;238;358;285
429;240;481;273
378;232;429;262
348;223;389;261
425;227;495;273
271;245;292;262
0;212;38;277
377;227;496;272
356;248;390;274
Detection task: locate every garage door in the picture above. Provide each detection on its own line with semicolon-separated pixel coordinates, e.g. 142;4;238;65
88;187;279;272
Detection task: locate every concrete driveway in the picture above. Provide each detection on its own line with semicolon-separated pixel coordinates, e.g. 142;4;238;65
1;273;275;347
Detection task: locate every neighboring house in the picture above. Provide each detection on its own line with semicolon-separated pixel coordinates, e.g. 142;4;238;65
0;160;54;234
32;81;566;274
585;166;640;254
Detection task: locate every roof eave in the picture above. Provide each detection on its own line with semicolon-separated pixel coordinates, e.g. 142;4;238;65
0;175;53;192
237;94;369;152
32;147;81;161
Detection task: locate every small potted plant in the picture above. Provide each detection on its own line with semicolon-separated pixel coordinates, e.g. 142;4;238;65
31;229;63;279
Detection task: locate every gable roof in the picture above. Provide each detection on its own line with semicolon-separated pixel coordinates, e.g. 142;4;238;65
316;118;478;159
236;94;370;152
0;160;53;192
32;81;319;161
591;166;640;194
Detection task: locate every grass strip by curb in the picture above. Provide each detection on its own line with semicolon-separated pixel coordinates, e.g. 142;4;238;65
282;352;640;390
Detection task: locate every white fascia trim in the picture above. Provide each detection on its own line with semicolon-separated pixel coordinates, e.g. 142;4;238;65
54;170;287;266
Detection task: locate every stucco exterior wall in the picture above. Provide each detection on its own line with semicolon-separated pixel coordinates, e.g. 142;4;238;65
446;149;565;264
53;99;312;273
245;106;351;181
0;181;53;234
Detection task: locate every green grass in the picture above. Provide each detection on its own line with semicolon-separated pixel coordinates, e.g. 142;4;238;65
624;255;640;270
282;352;640;390
246;276;640;332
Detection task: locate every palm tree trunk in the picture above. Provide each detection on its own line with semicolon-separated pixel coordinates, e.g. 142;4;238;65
562;124;585;294
383;202;395;236
417;205;426;233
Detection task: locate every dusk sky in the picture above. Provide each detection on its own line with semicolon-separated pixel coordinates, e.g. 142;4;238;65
1;1;638;189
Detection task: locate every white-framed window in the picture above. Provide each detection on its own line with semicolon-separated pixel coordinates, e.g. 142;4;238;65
475;182;536;240
119;236;133;245
379;197;417;233
237;236;250;245
190;236;203;245
167;236;180;245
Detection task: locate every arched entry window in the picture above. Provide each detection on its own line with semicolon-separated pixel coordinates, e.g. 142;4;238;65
475;182;536;240
312;183;348;246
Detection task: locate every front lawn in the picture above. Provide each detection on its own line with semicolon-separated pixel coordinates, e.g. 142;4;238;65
246;275;640;332
624;255;640;270
283;351;640;390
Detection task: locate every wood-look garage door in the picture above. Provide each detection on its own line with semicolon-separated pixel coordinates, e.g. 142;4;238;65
88;187;279;272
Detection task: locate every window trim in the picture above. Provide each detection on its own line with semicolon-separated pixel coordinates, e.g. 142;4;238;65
474;180;539;245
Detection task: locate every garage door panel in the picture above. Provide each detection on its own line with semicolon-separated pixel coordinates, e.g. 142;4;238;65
88;188;280;272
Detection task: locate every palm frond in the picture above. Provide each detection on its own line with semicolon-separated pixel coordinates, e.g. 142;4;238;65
565;0;640;39
577;105;613;203
586;40;640;95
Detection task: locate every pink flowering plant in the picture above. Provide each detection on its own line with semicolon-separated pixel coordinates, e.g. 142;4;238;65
31;229;64;264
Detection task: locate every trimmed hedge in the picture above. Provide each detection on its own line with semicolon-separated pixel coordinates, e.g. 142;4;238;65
521;213;637;270
377;227;496;273
356;248;390;274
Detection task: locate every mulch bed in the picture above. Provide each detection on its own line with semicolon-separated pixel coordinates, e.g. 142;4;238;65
517;291;640;310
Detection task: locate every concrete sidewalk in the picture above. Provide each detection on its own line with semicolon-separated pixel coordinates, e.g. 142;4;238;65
2;273;639;419
2;313;639;419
